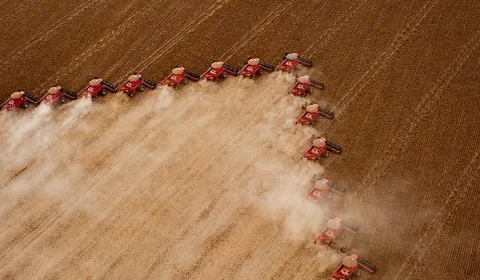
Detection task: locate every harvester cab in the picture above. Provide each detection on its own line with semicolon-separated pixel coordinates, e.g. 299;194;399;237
289;74;324;96
302;135;342;161
0;90;41;111
277;52;313;72
239;58;275;78
82;77;118;101
296;102;334;126
161;67;200;89
121;74;157;97
328;248;376;280
314;215;358;245
201;61;239;82
40;86;77;106
306;177;345;202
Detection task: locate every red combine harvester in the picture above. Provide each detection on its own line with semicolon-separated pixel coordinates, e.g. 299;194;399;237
239;58;275;78
277;52;312;72
302;135;342;161
0;91;41;111
40;86;77;106
306;176;345;202
201;61;238;82
160;67;200;89
328;248;376;280
82;77;118;101
296;102;334;126
289;74;324;97
121;74;156;97
314;215;358;245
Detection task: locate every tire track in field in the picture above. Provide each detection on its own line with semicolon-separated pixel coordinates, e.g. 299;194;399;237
138;83;288;278
34;82;266;276
355;30;479;199
0;0;37;31
137;2;225;73
267;245;305;280
304;0;367;56
0;0;103;68
221;2;293;62
329;0;438;117
0;99;160;265
393;150;480;279
179;208;257;279
33;0;164;93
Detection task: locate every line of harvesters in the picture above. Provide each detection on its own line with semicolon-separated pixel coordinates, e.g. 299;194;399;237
0;52;376;279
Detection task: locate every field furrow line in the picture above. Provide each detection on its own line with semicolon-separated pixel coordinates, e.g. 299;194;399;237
355;30;479;198
330;0;438;117
137;2;224;73
32;0;163;92
221;2;293;62
393;149;480;279
0;0;103;68
304;0;367;56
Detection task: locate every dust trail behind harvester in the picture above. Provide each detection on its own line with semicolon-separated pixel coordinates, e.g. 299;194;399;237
0;72;340;279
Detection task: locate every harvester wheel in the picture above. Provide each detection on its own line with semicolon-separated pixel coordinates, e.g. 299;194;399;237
322;151;329;158
306;86;313;93
128;92;134;97
354;271;361;277
60;96;67;103
182;78;189;84
137;85;145;92
257;68;264;76
220;72;228;79
22;102;29;109
92;96;97;102
100;89;107;96
173;85;179;90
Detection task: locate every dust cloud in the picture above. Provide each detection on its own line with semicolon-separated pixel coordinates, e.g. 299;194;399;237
0;71;342;279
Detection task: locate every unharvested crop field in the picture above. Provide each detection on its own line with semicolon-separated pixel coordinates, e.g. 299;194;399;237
1;1;479;279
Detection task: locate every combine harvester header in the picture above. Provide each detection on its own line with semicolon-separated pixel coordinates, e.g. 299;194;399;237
0;91;41;111
302;135;342;161
305;176;345;202
239;58;275;78
277;52;312;72
201;61;238;83
329;248;376;280
120;74;156;97
289;74;324;96
314;214;358;246
161;67;200;89
296;102;334;126
77;77;118;101
40;86;77;106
